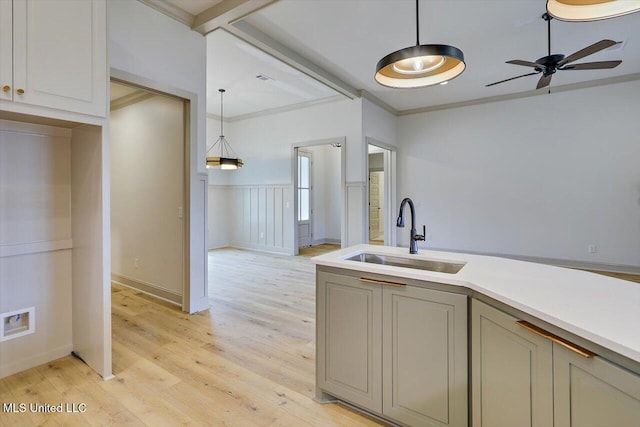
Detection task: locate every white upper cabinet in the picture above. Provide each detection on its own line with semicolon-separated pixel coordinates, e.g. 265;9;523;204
1;0;106;117
0;0;12;101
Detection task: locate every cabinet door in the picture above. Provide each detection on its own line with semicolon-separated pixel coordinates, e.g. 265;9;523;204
317;272;382;412
383;285;467;427
554;344;640;427
0;0;11;101
471;300;553;427
12;0;106;116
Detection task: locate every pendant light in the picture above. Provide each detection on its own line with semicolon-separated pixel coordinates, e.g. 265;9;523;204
547;0;640;21
206;89;243;170
375;0;465;88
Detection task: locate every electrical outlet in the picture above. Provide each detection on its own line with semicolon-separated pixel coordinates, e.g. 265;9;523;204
260;231;264;239
134;258;140;268
588;244;597;253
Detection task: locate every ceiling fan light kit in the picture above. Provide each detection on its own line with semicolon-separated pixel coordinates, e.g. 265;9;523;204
375;0;465;88
206;89;243;170
547;0;640;22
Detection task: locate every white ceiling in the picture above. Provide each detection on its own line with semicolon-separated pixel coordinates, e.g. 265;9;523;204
173;0;640;117
206;29;339;118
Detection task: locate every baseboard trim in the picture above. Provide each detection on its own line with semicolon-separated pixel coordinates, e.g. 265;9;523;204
0;344;73;379
111;274;182;305
228;242;294;256
311;238;341;246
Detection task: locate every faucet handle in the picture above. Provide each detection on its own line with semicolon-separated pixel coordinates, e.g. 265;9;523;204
414;225;426;241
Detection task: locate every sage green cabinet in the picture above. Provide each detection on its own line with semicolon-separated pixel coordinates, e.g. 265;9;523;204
383;284;467;427
471;299;553;427
316;272;382;412
317;270;468;426
472;299;640;427
553;343;640;427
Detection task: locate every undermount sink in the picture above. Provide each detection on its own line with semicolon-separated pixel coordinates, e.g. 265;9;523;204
344;252;465;274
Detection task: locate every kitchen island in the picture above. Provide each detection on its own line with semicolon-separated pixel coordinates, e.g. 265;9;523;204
313;244;640;427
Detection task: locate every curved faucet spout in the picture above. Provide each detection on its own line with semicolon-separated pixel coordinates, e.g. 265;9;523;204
396;197;425;254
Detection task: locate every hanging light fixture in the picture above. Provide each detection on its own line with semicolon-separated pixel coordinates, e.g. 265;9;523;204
375;0;465;88
206;88;243;170
547;0;640;21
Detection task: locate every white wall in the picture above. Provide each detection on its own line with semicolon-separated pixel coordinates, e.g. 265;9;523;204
207;98;365;252
0;121;73;378
363;98;398;150
308;144;341;244
108;0;208;312
110;95;184;302
397;80;640;268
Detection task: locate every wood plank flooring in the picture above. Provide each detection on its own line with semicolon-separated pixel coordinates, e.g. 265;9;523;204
0;248;382;427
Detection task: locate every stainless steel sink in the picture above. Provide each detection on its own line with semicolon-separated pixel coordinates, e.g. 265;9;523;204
344;252;465;274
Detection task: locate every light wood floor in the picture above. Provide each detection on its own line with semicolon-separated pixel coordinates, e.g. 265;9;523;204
298;243;340;257
0;248;382;426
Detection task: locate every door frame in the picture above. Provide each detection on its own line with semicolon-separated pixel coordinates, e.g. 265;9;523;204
365;137;397;247
110;69;195;312
292;137;346;255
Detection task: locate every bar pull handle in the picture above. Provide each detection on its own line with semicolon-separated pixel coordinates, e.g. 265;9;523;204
517;320;596;358
359;277;406;288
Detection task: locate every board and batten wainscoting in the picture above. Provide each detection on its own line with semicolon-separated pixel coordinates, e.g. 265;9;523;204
208;181;367;254
209;184;294;254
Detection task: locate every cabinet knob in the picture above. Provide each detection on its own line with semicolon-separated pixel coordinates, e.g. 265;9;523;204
16;88;25;95
2;85;9;92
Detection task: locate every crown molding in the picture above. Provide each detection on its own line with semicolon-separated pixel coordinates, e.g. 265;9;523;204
360;90;398;115
207;95;345;122
398;72;640;116
137;0;195;27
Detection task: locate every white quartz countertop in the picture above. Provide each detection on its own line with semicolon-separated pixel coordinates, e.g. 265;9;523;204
312;244;640;364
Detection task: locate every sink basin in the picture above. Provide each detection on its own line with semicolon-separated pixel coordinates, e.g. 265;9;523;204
344;252;465;274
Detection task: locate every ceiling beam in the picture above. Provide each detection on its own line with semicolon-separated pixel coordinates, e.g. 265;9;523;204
226;21;360;100
192;0;276;34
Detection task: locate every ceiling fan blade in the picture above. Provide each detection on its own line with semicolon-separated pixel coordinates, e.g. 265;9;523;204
560;60;622;70
506;60;541;68
536;74;552;90
486;72;539;87
558;40;618;66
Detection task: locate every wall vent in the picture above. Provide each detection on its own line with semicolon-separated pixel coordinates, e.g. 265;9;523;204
1;307;35;342
256;74;274;81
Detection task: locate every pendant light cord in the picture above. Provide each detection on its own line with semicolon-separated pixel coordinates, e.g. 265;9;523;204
547;15;551;57
415;0;420;46
219;90;224;138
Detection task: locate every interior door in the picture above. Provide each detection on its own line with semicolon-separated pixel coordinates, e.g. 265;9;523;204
369;171;384;242
298;151;312;248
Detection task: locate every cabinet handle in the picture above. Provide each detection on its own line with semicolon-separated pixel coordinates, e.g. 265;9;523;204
2;85;9;92
16;88;25;95
359;277;406;287
516;320;596;358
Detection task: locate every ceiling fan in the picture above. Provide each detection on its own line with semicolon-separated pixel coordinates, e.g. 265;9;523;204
486;13;622;90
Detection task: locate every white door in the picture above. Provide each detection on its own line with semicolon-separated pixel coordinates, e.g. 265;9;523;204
369;171;384;242
298;151;312;247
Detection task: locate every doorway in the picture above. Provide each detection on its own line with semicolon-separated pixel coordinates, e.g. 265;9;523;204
367;140;395;246
109;80;187;308
293;138;346;255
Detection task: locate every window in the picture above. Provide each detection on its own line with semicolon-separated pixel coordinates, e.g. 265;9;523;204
298;153;311;222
